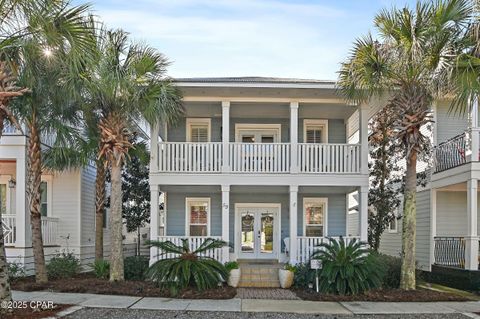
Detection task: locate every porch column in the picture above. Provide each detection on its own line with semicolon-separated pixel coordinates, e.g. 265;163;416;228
149;184;159;266
465;178;479;270
15;156;30;248
359;186;368;242
221;185;230;263
359;104;369;175
471;96;479;161
429;188;437;270
150;122;160;172
289;185;298;264
222;101;230;172
290;101;299;173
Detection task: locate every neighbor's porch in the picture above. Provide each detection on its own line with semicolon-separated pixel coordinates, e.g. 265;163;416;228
149;185;366;265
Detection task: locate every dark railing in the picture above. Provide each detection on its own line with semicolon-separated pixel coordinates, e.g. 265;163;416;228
433;133;467;173
434;236;465;268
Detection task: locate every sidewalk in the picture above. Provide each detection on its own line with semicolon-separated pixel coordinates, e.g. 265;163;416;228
12;290;480;316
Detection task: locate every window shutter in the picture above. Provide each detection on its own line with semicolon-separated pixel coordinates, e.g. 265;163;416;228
306;126;322;143
191;125;209;142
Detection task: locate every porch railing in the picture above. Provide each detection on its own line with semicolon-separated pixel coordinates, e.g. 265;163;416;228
296;236;361;264
298;143;361;173
433;133;468;173
433;236;465;268
158;142;223;173
1;215;59;246
152;236;224;262
229;143;290;173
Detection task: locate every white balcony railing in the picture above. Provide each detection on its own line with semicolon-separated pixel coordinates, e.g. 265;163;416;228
296;236;361;264
157;142;361;174
1;215;59;246
151;236;224;262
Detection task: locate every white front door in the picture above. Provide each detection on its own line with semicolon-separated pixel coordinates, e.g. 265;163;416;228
236;204;280;259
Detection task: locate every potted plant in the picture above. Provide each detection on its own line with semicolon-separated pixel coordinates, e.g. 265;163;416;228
279;264;295;288
225;261;241;287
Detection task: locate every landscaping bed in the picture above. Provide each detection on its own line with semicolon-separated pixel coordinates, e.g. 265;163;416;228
11;273;237;299
294;288;470;302
3;303;72;319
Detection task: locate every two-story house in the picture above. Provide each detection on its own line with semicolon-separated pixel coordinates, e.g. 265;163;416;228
148;77;372;285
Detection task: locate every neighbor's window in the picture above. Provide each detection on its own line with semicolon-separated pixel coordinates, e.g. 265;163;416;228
40;181;48;216
304;198;327;237
388;216;398;233
187;118;211;142
304;120;328;143
0;184;6;215
186;198;210;236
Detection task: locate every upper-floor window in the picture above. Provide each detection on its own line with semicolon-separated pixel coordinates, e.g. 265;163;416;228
186;118;211;142
40;181;48;216
303;197;328;237
186;197;210;236
304;119;328;143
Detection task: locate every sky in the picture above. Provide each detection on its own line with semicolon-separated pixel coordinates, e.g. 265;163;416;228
79;0;418;81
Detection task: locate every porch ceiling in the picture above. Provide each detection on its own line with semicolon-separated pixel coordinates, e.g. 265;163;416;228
437;181;480;192
158;185;357;194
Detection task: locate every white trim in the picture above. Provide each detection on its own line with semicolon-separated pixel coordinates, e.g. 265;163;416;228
175;81;336;90
303;119;328;143
387;217;398;233
234;202;281;260
185;197;211;236
40;175;53;217
234;124;281;143
186;118;211;142
302;197;328;237
0;177;12;215
182;96;346;104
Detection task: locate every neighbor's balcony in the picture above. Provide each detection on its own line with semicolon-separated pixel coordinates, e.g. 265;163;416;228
1;214;59;246
433;129;480;173
156;142;361;174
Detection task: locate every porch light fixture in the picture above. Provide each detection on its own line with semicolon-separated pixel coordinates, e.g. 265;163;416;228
8;178;16;189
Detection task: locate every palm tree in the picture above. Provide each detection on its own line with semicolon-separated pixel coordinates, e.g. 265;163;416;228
85;29;183;281
338;0;472;290
7;1;95;284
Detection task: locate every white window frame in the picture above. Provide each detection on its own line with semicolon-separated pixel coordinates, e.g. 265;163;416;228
185;197;211;236
235;124;281;143
388;216;398;233
303;119;328;143
40;176;53;217
186;118;211;142
303;197;328;237
0;177;11;215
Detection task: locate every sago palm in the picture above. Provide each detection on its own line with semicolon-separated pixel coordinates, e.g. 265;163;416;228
85;29;183;281
146;238;228;296
338;0;473;289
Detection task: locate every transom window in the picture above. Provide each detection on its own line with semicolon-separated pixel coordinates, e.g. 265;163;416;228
186;197;210;236
303;198;328;237
186;118;211;142
304;119;328;143
235;124;281;143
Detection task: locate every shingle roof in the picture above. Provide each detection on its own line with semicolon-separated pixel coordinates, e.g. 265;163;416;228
174;76;335;85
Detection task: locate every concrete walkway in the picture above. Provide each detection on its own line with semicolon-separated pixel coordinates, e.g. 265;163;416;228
12;290;480;316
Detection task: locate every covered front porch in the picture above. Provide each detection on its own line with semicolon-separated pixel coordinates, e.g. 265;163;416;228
149;185;367;264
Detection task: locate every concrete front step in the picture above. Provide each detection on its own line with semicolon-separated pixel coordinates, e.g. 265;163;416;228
238;262;282;288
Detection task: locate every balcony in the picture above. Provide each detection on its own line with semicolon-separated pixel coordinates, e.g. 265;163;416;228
433;129;480;173
1;214;59;246
156;142;361;174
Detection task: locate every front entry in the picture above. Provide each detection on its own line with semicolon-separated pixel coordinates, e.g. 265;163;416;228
235;203;280;259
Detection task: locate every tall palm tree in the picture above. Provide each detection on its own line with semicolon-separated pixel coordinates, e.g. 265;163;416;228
338;0;472;290
85;29;182;281
7;1;95;284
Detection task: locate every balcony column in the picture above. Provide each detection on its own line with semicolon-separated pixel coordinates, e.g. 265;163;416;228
150;122;160;172
15;156;30;248
290;102;299;173
429;188;437;269
471;96;479;161
465;178;479;270
289;185;298;264
222;101;230;172
359;186;368;242
359;104;369;175
149;184;160;266
221;185;230;262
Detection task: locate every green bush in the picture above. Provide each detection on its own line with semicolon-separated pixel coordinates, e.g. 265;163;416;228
47;252;81;279
224;261;239;272
311;237;384;295
293;263;316;289
124;256;149;281
374;253;401;288
7;262;26;280
91;259;110;279
146;238;228;296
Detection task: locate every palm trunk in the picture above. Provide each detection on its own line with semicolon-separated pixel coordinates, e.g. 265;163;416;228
400;149;417;290
28;120;48;283
109;159;124;281
0;205;12;314
95;159;106;261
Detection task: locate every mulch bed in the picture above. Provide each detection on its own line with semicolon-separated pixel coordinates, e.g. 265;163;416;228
11;273;237;299
294;288;470;302
3;303;72;319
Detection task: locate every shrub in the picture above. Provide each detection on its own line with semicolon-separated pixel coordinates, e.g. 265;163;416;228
124;256;149;280
47;252;81;279
91;259;110;279
284;263;296;271
146;238;228;296
292;263;316;289
311;237;384;295
374;253;401;288
224;261;239;272
7;262;26;280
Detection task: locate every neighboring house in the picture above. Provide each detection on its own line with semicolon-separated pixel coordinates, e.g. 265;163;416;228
148;77;372;270
0;123;145;274
379;99;479;288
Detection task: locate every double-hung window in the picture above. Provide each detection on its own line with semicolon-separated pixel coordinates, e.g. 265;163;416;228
186;197;210;236
303;198;328;237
